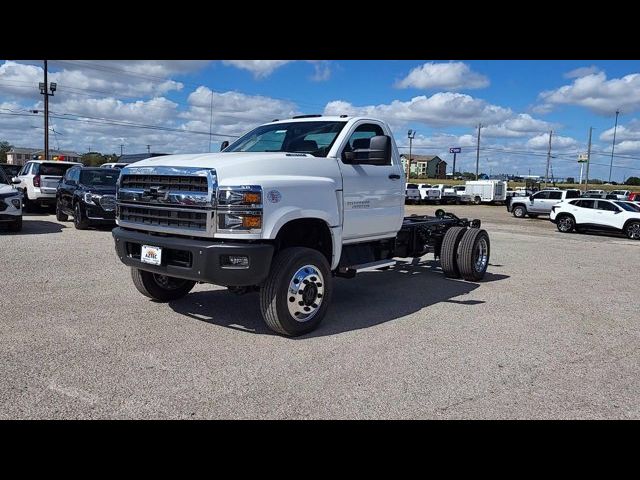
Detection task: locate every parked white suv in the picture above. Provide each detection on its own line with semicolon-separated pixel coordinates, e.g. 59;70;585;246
550;198;640;239
0;167;22;231
15;160;81;211
509;189;581;218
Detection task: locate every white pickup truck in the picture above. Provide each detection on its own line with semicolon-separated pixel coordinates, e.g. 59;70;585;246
112;115;491;336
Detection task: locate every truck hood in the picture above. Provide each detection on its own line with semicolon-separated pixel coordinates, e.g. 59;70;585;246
122;152;340;187
126;152;314;172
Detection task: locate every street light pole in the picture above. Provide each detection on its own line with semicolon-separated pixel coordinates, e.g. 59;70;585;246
608;109;619;183
407;129;416;182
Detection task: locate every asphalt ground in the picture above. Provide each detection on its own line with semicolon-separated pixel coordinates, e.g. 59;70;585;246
1;204;638;419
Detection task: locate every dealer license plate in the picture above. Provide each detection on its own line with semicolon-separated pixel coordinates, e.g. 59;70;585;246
141;245;162;266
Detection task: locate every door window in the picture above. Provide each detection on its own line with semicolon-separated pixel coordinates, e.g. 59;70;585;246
549;191;563;200
342;123;387;164
595;200;619;212
532;191;551;199
576;199;595;209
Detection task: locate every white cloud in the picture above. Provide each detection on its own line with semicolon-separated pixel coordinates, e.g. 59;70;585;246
538;71;640;115
482;114;553;138
309;61;331;82
395;62;489;90
0;60;184;101
526;132;577;150
222;60;292;78
324;92;512;129
564;65;600;79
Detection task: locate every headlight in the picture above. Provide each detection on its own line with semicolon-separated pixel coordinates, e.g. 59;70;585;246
11;198;21;209
83;193;102;205
217;186;262;207
216;186;263;232
218;212;262;231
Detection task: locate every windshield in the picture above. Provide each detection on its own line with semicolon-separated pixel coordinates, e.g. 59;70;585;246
38;163;78;176
225;121;347;157
615;201;640;212
80;170;119;186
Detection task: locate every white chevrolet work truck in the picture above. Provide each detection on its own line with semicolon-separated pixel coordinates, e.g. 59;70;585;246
113;115;491;336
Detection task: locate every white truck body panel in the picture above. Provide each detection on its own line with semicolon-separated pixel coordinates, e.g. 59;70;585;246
464;180;507;202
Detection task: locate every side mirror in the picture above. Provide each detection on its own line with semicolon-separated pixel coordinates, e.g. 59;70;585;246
345;135;391;166
11;177;21;185
220;140;229;151
529;195;534;201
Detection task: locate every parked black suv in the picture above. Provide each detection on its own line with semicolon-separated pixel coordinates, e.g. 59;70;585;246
56;166;119;229
0;163;21;179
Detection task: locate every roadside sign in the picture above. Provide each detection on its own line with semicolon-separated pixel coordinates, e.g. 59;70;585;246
449;147;462;153
578;153;588;163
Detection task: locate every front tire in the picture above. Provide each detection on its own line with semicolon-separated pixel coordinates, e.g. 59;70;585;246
56;200;68;221
440;226;467;278
457;229;490;281
131;268;196;302
260;247;332;337
73;202;90;230
625;221;640;240
556;215;575;233
512;205;526;218
22;190;33;212
473;196;481;205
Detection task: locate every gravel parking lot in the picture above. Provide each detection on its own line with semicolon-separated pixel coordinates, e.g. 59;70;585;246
1;204;638;419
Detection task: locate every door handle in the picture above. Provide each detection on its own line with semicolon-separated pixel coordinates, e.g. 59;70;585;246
389;174;401;180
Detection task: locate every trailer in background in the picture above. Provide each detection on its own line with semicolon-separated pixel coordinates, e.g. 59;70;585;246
464;180;508;205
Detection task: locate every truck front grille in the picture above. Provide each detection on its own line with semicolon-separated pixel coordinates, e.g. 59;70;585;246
119;205;208;231
120;174;208;192
99;195;116;211
116;166;217;237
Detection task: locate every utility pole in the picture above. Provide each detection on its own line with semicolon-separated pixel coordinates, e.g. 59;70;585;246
584;127;593;192
38;61;56;160
208;90;214;152
120;144;124;156
545;130;553;186
146;144;151;154
608;109;619;183
475;123;482;180
44;61;48;160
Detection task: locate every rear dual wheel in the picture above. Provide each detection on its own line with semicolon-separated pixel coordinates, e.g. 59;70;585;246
441;227;490;281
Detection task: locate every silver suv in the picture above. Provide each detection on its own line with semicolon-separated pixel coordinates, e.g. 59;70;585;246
15;160;81;211
508;189;581;218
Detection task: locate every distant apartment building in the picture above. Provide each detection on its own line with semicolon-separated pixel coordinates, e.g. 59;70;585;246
400;154;447;179
5;147;81;165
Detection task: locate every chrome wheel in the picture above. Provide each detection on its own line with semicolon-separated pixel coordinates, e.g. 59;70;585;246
627;222;640;240
558;216;574;232
286;265;325;322
474;237;489;272
513;206;525;218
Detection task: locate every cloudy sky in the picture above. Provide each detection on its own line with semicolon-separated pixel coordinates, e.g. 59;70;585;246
2;59;640;181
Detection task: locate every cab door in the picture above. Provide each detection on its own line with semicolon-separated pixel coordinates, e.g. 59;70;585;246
594;200;624;229
528;191;551;213
337;121;405;241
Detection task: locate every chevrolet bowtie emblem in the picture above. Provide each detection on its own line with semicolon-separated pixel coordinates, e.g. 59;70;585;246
143;186;168;199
